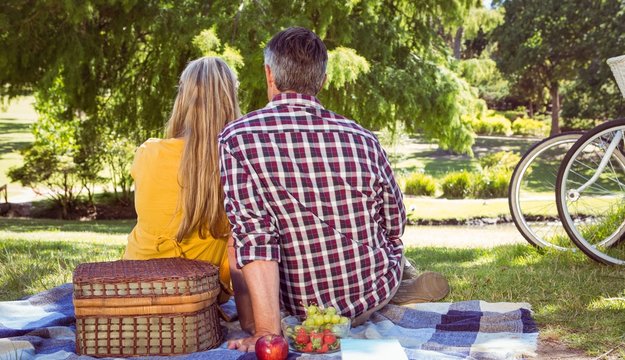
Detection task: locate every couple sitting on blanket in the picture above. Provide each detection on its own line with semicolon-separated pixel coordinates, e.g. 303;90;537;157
123;26;450;352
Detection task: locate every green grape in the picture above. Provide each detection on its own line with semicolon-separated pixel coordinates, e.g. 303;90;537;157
307;305;319;316
339;316;349;324
303;318;314;327
325;306;337;316
314;315;324;326
323;314;333;323
331;314;340;324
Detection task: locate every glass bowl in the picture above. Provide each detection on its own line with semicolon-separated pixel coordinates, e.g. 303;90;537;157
281;315;351;354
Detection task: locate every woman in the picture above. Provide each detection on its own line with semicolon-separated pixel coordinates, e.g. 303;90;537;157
124;57;252;330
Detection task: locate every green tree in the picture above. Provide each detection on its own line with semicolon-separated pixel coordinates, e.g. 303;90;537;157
0;1;239;206
493;0;617;135
1;0;485;194
457;58;508;105
454;6;504;59
561;2;625;122
214;0;483;154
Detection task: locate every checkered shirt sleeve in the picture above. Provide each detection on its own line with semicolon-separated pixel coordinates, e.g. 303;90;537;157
219;140;281;266
378;147;406;242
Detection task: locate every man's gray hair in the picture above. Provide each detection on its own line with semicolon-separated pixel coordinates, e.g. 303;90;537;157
264;27;328;96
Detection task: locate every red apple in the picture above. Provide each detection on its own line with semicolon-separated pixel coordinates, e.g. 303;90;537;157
255;334;289;360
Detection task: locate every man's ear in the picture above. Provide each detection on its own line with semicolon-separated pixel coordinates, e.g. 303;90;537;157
320;74;327;89
265;64;277;100
265;64;274;86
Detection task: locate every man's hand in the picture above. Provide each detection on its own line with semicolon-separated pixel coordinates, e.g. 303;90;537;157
227;335;261;352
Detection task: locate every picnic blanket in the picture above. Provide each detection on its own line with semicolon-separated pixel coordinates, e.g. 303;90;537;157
0;284;538;360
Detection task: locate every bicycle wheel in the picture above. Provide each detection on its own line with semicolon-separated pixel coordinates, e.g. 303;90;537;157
556;119;625;265
509;132;583;250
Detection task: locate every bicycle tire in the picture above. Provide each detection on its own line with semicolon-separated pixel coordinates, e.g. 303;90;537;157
556;119;625;265
509;132;583;250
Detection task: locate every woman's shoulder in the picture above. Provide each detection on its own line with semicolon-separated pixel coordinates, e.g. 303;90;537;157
137;138;183;154
134;138;183;163
139;137;184;148
131;138;184;178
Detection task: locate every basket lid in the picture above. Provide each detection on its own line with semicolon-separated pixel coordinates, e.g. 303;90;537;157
74;258;218;282
73;258;220;299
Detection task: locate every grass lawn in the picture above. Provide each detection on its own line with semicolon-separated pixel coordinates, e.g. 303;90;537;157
408;245;625;357
1;218;625;356
0;218;133;301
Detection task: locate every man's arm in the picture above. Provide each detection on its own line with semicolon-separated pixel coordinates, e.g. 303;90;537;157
227;260;281;351
227;237;254;334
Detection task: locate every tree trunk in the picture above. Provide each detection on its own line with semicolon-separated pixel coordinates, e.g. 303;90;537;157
453;27;463;59
550;81;560;135
528;102;534;118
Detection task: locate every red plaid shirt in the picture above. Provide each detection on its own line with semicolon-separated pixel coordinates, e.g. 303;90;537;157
218;93;406;318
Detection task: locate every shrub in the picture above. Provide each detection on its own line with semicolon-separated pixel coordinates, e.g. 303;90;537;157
102;132;135;204
8;144;82;219
500;108;526;121
441;171;474;199
511;117;550;137
440;167;512;199
473;169;511;198
479;151;521;172
403;173;437;196
470;114;512;136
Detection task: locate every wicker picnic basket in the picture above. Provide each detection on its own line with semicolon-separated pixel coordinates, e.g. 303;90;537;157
73;258;223;357
607;54;625;98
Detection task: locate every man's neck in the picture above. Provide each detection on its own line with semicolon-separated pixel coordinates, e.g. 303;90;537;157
272;89;297;96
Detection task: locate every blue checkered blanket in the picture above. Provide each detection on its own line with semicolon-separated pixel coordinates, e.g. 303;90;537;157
0;284;538;359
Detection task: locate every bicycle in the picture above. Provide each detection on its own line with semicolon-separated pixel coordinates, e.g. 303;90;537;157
509;132;582;250
556;119;625;265
555;55;625;265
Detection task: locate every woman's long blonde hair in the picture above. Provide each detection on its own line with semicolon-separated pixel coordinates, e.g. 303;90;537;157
165;57;240;242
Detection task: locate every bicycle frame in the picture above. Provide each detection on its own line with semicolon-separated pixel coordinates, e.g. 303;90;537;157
570;129;624;197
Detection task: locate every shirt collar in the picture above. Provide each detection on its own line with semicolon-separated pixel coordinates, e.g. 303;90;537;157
266;93;325;110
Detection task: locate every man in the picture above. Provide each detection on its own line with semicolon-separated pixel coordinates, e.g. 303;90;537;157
219;27;449;351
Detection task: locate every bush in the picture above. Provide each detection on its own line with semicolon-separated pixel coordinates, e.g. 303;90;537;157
403;173;437;196
479;151;521;172
500;108;526;121
473;169;511;198
441;171;474;199
511;117;550;137
438;150;517;199
470;114;512;136
8;145;82;219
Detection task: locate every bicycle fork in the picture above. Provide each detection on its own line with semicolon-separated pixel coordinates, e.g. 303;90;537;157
567;130;624;202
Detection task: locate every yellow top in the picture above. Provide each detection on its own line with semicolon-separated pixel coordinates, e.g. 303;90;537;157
123;138;231;293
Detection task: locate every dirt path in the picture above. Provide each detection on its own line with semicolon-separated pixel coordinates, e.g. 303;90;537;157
402;223;525;248
537;340;594;359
